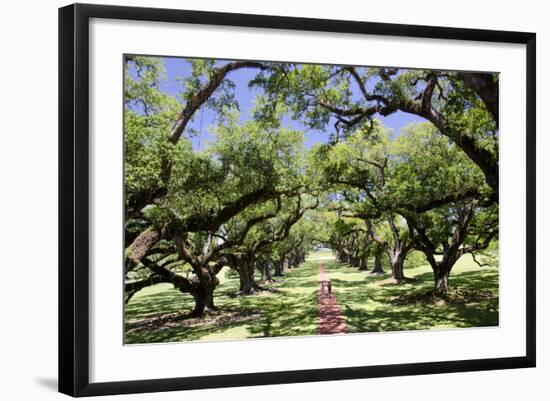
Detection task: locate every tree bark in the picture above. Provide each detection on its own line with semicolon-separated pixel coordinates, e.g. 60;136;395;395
389;251;406;281
235;260;263;294
370;251;385;274
433;263;451;296
260;260;274;282
285;258;291;270
358;256;368;271
191;283;216;317
316;69;500;201
456;72;499;125
124;274;170;303
273;261;284;276
125;227;161;272
341;252;349;264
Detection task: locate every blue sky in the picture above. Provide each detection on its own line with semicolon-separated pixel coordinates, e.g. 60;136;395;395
155;57;426;150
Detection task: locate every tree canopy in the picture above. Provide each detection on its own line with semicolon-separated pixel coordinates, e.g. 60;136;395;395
123;56;499;317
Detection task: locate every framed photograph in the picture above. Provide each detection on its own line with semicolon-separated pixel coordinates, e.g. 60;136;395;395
59;3;536;397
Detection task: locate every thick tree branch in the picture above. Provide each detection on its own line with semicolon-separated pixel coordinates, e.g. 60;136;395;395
140;257;196;293
394;188;484;214
169;61;269;143
124;274;171;303
312;70;499;200
125;227;161;272
456;72;499;126
203;196;283;261
344;67;389;104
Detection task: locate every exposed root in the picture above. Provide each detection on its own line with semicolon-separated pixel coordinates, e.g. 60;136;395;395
229;286;273;297
189;307;217;318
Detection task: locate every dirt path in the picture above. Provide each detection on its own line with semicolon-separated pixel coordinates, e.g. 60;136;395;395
317;263;348;335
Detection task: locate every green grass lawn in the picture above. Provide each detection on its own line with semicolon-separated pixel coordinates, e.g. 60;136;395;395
327;253;499;333
125;251;499;344
307;250;335;260
125;262;320;344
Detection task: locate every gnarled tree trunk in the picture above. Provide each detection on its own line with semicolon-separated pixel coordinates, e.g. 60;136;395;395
273;260;284;276
430;254;458;296
191;283;216;317
239;262;262;294
370;251;385;274
358;255;368;271
434;265;451;296
260;260;274;282
231;258;264;295
389;250;407;282
188;270;220;317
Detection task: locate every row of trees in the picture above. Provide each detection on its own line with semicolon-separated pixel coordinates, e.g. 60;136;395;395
312;123;497;293
124;56;499;317
124;57;317;316
252;63;499;295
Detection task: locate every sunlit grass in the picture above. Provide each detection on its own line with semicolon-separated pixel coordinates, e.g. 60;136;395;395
124;251;498;344
125;260;320;344
307;250;335;261
326;253;499;334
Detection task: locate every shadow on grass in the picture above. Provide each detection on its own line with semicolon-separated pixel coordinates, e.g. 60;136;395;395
322;260;499;334
125;261;320;344
125;257;499;343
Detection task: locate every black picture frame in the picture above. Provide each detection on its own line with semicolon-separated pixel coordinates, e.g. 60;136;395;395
58;3;536;397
